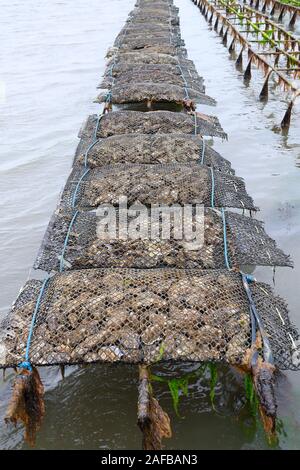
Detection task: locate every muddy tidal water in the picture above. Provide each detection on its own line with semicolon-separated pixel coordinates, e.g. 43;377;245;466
1;0;300;450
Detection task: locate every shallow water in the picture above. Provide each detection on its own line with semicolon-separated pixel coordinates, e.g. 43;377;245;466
0;0;300;450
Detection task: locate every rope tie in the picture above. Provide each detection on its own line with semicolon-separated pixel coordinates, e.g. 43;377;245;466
18;277;50;372
200;139;206;165
194;112;197;135
221;208;231;270
71;168;90;209
59;210;79;272
84;114;105;167
210;167;215;208
84;140;100;168
84;113;105;167
196;115;206;167
94;113;103;140
176;63;190;100
105;90;112;104
210;173;231;271
241;273;274;365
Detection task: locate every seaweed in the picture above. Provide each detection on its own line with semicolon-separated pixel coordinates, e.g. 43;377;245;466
5;367;45;446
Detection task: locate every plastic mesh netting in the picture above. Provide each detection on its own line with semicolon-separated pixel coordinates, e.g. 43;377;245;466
79;111;227;140
115;36;184;50
2;0;298;391
114;31;183;45
59;164;255;211
34;208;292;272
100;65;205;94
96;82;215;107
0;269;298;370
102;59;198;76
107;52;196;66
98;0;216;107
74;133;232;173
3;0;300;449
110;43;186;57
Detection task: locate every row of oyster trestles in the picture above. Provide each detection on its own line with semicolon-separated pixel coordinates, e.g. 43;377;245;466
2;0;299;450
19;0;294;371
32;0;292;273
97;0;216;109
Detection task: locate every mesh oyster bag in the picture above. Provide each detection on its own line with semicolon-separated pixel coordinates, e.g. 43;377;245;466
112;43;187;57
73;133;233;174
1;268;298;370
79;111;227;140
130;2;179;13
59;164;255;211
34;208;292;272
136;0;175;4
136;0;176;4
115;23;181;36
114;30;183;44
100;65;205;94
107;52;196;66
114;36;185;50
96;82;214;107
122;1;180;25
129;9;179;19
124;15;179;26
128;7;179;18
103;61;203;82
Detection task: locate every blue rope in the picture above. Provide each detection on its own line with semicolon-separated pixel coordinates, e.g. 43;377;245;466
241;273;274;365
84;139;100;168
201;139;206;165
105;90;112;104
109;61;116;79
221;208;231;270
83;114;105;167
93;113;103;141
18;277;50;371
210;167;215;208
176;64;188;88
59;210;79;272
194;112;197;135
71;168;90;209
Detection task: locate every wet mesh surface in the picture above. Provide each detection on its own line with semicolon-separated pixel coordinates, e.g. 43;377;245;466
34;208;292;272
111;43;186;57
114;31;183;45
103;61;202;80
74;133;232;172
2;0;299;380
0;269;298;370
115;36;184;50
125;13;180;26
96;82;215;107
99;0;218;107
100;65;205;94
59;164;255;211
107;52;195;66
79;111;227;140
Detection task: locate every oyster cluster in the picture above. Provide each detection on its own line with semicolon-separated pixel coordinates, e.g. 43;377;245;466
76;133;232;172
96;82;215;107
3;270;251;367
64;164;253;211
94;111;225;139
81;165;209;207
97;0;217;108
100;64;204;93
